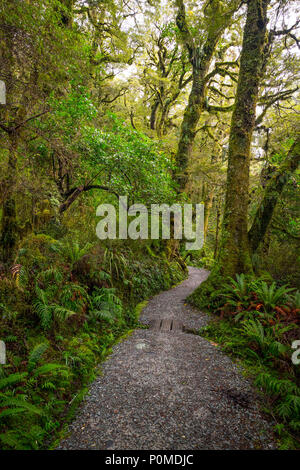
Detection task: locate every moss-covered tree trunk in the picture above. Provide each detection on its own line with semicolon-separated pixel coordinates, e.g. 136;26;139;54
188;0;270;308
248;138;300;252
216;0;270;276
174;0;228;192
214;196;221;259
175;61;211;191
0;131;18;264
202;183;214;241
58;0;74;27
150;99;160;130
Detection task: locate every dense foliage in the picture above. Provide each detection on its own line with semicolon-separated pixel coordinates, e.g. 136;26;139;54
0;0;299;450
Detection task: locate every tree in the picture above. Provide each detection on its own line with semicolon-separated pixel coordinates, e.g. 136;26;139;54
174;0;239;191
249;138;300;252
141;24;192;136
0;0;87;262
217;0;271;276
189;0;271;306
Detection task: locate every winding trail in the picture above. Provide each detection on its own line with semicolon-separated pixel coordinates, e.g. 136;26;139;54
58;267;275;450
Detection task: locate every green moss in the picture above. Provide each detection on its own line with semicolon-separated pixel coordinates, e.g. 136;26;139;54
0;198;18;263
134;300;149;321
188;268;226;310
16;233;58;271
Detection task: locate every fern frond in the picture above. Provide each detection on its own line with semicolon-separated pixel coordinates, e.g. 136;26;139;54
33;297;52;330
0;431;21;449
28;343;49;372
0;407;30;420
0;372;28;390
32;363;67;377
53;305;76;322
0;397;44;416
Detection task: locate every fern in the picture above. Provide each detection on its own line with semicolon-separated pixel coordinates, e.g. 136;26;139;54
52;305;76;322
0;408;30;419
28;343;49;372
51;240;92;264
32;363;68;378
0;431;22;449
255;282;294;312
0;372;28;390
33;285;78;329
288;290;300;309
33;285;53;329
242;319;265;348
36;267;63;285
221;273;252;306
276;395;300;420
41;381;56;390
11;264;28;290
255;372;298;396
0;303;18;322
59;283;88;312
88;309;116;323
88;287;122;324
0;397;44;416
0;426;45;450
242;319;288;358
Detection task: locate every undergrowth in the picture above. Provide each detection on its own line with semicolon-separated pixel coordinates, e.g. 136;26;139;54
0;235;186;449
197;273;300;450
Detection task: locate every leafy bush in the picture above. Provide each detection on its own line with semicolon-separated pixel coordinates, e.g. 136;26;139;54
0;232;187;449
200;313;300;448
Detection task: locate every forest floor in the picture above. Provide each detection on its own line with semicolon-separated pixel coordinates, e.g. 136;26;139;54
57;267;276;450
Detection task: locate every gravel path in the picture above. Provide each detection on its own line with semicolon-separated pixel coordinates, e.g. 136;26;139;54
58;267;276;450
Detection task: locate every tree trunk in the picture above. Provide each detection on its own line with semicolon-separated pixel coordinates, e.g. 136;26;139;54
1;131;18;264
150;99;160;130
174;0;236;192
175;47;216;191
214;197;221;259
58;0;74;27
248;138;300;252
204;187;214;241
188;0;270;309
217;0;270;277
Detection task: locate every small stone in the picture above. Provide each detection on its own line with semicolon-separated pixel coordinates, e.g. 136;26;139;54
136;342;147;350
